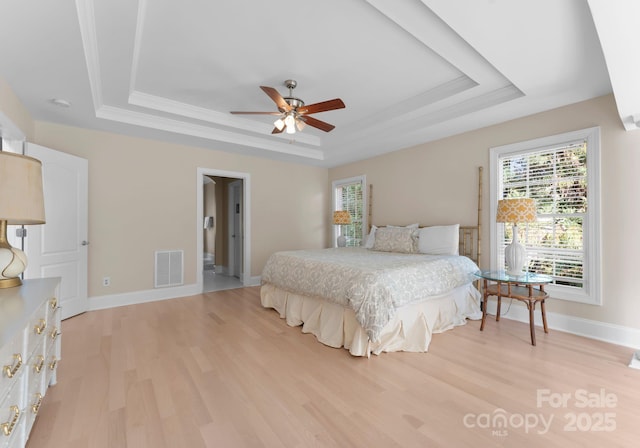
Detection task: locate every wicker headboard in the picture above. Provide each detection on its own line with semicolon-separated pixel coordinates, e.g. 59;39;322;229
460;166;482;265
368;166;483;266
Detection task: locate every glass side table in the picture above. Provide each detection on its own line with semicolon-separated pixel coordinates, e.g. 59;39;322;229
475;270;553;345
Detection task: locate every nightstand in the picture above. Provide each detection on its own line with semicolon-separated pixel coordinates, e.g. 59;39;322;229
475;270;553;345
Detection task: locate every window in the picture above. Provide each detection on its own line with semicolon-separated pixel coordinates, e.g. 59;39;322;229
490;127;601;305
332;175;367;247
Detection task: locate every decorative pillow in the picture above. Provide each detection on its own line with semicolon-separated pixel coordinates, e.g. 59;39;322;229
364;225;378;249
372;227;417;253
388;223;419;229
418;224;460;255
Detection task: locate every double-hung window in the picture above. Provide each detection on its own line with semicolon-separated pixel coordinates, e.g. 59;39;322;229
332;175;367;247
490;127;601;304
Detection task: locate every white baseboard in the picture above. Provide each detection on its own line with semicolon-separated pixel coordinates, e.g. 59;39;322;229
88;281;639;352
89;283;201;311
246;275;261;286
89;277;262;311
485;301;640;350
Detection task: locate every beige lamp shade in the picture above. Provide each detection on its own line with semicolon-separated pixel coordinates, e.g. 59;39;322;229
496;198;536;224
0;152;46;224
332;210;352;225
0;151;46;288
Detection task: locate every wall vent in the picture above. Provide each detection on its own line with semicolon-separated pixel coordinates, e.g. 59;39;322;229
155;250;184;288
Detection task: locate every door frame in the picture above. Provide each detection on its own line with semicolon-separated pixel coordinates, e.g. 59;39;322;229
196;168;251;291
227;179;243;279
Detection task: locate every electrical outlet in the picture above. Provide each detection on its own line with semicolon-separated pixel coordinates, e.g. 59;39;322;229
103;277;111;287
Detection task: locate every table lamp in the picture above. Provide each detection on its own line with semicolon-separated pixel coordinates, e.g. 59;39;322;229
0;152;46;288
496;198;536;276
332;210;351;247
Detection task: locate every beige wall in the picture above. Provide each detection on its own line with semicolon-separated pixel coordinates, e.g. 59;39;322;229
2;76;638;332
330;94;640;330
31;121;329;299
0;77;34;141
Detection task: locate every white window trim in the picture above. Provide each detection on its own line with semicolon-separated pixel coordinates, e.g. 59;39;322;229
331;175;367;248
489;127;602;305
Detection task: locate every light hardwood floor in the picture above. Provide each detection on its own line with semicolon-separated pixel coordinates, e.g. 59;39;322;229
26;287;640;448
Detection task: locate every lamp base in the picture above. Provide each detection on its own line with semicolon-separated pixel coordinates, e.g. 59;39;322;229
504;224;527;276
337;235;347;247
0;277;22;289
0;220;28;288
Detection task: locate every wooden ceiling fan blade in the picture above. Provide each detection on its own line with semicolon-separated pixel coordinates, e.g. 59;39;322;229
298;98;345;115
260;86;291;112
302;116;336;132
271;126;284;134
230;111;281;115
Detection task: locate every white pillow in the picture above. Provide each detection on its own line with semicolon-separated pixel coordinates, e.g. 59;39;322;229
418;224;460;255
364;225;378;249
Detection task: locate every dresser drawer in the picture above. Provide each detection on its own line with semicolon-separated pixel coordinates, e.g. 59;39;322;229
0;333;24;400
0;376;25;448
24;354;47;439
26;302;48;362
0;278;61;448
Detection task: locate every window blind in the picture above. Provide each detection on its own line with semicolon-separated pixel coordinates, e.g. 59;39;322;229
498;140;587;287
334;179;364;246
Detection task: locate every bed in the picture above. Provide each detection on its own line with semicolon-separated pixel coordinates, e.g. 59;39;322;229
260;168;484;357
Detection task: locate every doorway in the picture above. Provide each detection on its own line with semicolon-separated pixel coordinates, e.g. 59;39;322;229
197;168;250;293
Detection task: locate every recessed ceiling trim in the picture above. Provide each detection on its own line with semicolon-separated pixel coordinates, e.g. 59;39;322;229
342;76;478;134
365;0;511;86
75;0;104;111
128;0;149;97
96;105;325;160
128;90;321;146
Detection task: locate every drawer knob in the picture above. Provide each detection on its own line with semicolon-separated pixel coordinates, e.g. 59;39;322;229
2;354;22;379
31;393;43;415
0;405;20;437
49;358;58;371
50;328;61;341
34;319;47;335
34;355;45;374
49;297;58;310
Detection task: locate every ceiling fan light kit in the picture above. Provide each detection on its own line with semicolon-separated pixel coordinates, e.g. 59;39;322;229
230;79;345;135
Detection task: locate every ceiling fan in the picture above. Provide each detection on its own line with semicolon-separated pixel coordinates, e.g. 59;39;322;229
230;79;345;134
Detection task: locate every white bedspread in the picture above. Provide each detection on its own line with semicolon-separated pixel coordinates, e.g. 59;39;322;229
261;247;479;342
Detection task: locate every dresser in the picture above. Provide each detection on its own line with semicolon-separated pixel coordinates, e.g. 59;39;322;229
0;278;61;448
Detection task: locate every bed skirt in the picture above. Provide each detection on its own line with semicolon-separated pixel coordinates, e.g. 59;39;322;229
260;283;483;357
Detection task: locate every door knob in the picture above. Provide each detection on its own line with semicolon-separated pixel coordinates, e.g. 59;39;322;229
81;240;90;246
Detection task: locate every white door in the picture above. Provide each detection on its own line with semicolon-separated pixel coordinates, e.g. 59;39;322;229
24;143;88;319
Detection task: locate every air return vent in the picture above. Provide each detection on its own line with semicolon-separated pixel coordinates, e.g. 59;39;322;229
155;250;184;288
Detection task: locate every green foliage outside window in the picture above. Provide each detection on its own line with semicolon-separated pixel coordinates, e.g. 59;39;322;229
337;182;364;246
501;142;587;287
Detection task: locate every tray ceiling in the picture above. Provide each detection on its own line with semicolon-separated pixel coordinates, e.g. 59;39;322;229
0;0;630;167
